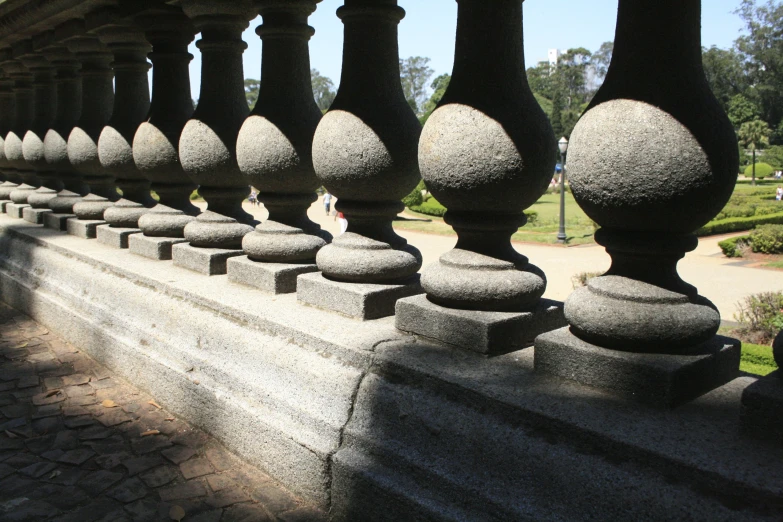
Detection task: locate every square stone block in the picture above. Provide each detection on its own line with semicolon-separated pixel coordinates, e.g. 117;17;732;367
22;207;52;224
534;328;741;408
129;234;187;261
43;213;76;231
0;200;9;212
172;243;244;275
296;272;423;320
741;370;783;445
66;219;106;239
6;203;29;218
227;255;319;294
96;224;141;249
395;294;566;355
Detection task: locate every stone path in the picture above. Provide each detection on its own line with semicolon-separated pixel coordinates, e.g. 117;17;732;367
0;303;324;522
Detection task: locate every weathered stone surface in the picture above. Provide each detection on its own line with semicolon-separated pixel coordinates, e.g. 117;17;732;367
21;206;50;224
66;218;105;239
5;202;29;218
95;225;141;249
42;212;74;231
227;256;318;294
128;234;187;261
741;332;783;444
396;294;565;355
172;243;245;276
535;328;741;407
297;272;422;320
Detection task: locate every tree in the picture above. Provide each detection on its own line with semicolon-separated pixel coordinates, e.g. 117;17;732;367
735;0;783;142
738;119;772;185
244;78;260;109
311;69;336;113
586;41;613;94
701;46;749;114
420;74;450;125
727;94;761;129
399;56;434;117
550;89;564;139
526;61;556;100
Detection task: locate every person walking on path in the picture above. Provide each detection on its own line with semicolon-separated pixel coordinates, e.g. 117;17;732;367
336;210;348;234
323;192;332;215
776;185;782;201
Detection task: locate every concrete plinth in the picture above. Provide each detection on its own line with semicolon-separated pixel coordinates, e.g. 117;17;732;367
43;213;76;231
227;256;319;294
534;327;741;408
96;224;142;249
741;371;783;444
172;243;244;275
67;219;107;239
129;234;188;261
396;294;565;355
5;203;29;219
22;207;52;225
297;272;423;320
0;201;9;212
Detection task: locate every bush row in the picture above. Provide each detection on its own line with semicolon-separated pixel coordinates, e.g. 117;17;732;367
696;211;783;236
408;199;538;224
718;235;750;257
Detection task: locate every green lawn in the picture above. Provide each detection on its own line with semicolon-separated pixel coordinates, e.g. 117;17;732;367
740;342;778;376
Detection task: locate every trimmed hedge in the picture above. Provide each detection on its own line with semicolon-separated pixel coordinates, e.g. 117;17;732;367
409;198;538;224
744;162;775;180
696;211;783;236
718;235;750;257
750;224;783;254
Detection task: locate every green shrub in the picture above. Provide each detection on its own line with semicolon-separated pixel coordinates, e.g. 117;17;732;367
696;212;783;236
740;342;778;376
744;162;775;180
409;197;538;225
714;205;757;220
571;271;601;289
734;291;783;345
718;235;750;257
750;224;783;254
524;211;538;224
402;180;425;208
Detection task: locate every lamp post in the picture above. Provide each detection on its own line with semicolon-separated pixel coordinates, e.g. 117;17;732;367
557;136;568;244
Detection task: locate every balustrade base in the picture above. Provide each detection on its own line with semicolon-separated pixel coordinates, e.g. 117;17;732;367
129;235;188;261
172;243;244;276
22;207;52;225
96;225;142;249
43;213;76;231
395;294;565;355
741;370;783;445
227;256;319;294
535;327;741;408
6;203;30;219
67;219;107;239
0;200;9;212
297;272;423;320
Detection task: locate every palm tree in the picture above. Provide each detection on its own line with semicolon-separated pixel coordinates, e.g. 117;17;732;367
738;119;772;186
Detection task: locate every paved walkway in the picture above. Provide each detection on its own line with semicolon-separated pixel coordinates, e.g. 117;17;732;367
0;303;324;522
224;196;783;321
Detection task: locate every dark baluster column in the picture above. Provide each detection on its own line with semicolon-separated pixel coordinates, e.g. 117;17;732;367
395;0;562;353
3;49;35;218
232;0;330;293
741;330;783;445
67;32;117;239
299;0;423;319
95;15;153;248
22;36;61;224
44;27;86;229
174;0;256;275
130;5;199;260
0;60;18;211
534;0;741;408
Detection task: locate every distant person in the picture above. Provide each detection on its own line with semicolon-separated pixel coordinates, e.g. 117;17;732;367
249;190;256;206
337;211;348;234
776;185;783;202
323;192;332;215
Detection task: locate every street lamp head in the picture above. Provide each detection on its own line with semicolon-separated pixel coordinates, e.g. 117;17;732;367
558;137;569;154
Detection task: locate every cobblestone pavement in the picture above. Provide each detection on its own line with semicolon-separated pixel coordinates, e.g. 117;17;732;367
0;302;325;522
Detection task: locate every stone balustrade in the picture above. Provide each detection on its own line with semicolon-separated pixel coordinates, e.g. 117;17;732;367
0;0;779;519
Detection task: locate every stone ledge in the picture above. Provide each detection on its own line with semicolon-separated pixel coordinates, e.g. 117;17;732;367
22;206;51;224
96;224;141;249
741;370;783;444
0;215;780;519
129;234;188;261
227;256;319;294
395;294;566;355
172;243;244;276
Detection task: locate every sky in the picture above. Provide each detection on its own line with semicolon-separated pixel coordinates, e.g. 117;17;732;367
185;0;748;102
